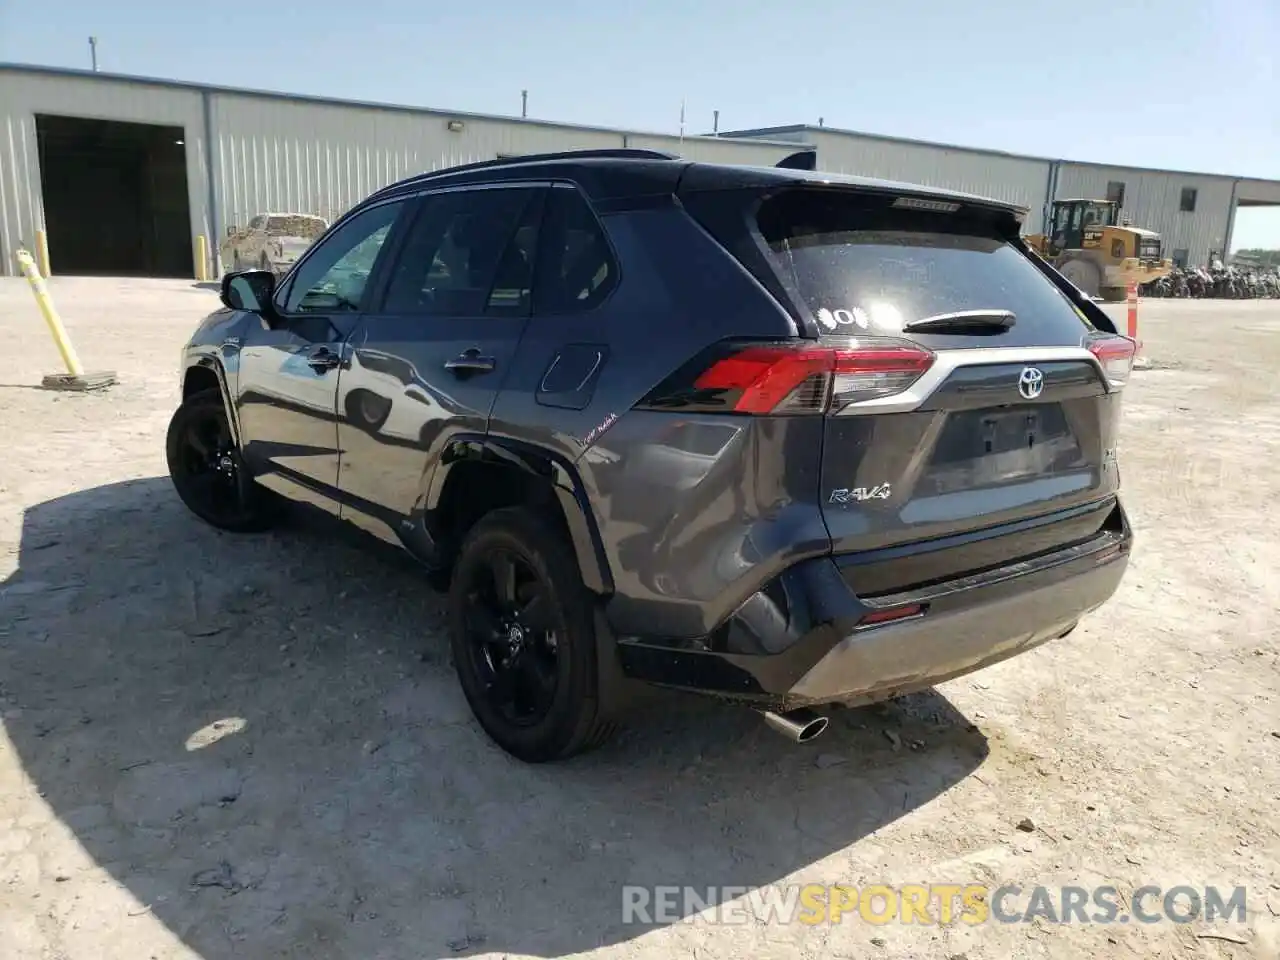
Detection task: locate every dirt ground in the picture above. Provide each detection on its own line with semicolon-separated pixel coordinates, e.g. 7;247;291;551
0;278;1277;960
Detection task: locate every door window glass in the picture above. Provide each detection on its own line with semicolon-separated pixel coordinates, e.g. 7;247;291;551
533;188;617;315
283;200;405;313
382;188;539;316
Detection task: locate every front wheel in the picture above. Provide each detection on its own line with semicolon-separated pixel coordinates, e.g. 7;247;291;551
166;388;278;532
448;507;616;762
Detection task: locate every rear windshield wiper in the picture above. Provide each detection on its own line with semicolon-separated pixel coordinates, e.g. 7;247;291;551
902;309;1016;333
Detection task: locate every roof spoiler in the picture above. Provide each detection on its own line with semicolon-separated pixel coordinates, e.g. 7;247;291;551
775;150;817;171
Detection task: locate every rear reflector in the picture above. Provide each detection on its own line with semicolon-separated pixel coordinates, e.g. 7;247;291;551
1086;334;1137;389
643;338;935;415
857;602;925;626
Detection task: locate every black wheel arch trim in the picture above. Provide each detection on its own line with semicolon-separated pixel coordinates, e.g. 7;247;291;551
425;433;614;596
181;352;242;448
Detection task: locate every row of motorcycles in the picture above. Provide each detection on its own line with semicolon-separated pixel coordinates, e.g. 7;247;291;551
1139;266;1280;299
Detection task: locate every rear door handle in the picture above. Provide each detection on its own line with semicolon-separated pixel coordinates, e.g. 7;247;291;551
307;346;342;371
444;349;496;374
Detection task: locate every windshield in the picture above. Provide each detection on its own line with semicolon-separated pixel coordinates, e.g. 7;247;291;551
756;189;1094;343
265;215;328;239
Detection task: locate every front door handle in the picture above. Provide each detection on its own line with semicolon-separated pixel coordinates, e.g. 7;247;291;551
307;346;342;371
444;349;496;374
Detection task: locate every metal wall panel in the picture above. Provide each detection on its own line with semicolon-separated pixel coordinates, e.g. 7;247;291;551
1053;163;1235;266
0;68;208;276
207;93;622;233
208;95;805;235
624;133;802;166
808;130;1053;232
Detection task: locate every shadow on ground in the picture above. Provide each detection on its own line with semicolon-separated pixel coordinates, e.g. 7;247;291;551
0;478;988;958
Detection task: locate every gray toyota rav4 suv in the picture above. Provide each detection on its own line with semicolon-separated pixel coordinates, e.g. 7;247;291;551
168;148;1135;762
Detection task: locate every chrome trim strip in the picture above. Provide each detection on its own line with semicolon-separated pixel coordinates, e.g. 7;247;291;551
834;345;1105;416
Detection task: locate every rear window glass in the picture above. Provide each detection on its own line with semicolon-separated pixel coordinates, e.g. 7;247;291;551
755;189;1093;342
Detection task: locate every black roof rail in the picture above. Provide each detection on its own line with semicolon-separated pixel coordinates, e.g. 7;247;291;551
371;148;683;199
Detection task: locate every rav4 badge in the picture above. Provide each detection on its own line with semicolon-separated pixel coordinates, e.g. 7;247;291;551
829;483;892;504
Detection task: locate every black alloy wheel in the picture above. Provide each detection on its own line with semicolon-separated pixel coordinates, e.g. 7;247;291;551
448;507;617;761
165;388;276;532
460;547;560;727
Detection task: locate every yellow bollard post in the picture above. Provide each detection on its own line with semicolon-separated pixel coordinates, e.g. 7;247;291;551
195;234;210;282
34;229;51;278
14;247;116;391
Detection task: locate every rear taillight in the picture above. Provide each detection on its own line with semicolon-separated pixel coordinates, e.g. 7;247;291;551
1086;334;1137;389
639;338;935;415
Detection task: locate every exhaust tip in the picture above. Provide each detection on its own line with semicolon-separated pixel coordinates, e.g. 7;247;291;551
760;708;830;743
795;715;829;743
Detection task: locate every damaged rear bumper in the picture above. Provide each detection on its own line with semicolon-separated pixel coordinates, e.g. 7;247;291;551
614;503;1132;710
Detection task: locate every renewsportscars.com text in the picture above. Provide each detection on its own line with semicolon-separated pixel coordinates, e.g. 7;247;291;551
621;884;1247;926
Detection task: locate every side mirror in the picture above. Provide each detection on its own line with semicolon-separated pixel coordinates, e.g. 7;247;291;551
221;269;276;314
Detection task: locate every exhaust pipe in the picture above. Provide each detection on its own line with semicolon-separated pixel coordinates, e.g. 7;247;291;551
759;707;829;743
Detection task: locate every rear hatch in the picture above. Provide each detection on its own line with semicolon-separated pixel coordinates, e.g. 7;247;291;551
682;180;1135;596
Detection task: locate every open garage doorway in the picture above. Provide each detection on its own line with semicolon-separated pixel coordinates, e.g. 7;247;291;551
35;115;193;277
1229;203;1280;267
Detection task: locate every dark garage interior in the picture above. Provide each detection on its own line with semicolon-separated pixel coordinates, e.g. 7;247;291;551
35;114;193;277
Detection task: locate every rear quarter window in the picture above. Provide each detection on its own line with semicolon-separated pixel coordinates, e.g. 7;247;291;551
756;188;1096;348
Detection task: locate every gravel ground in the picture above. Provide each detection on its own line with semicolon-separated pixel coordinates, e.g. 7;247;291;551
0;278;1277;960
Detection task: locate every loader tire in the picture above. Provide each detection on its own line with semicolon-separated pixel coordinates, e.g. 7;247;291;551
1059;258;1101;298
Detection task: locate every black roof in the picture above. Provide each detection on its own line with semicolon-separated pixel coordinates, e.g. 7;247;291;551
365;148;1028;217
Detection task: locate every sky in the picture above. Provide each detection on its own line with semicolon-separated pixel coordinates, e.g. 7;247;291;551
3;0;1278;248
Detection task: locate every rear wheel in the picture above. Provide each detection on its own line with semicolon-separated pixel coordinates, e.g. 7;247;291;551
166;388;277;532
1058;257;1101;298
448;507;616;762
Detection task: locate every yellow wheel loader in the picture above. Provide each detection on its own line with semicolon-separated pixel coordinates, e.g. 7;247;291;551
1025;199;1173;301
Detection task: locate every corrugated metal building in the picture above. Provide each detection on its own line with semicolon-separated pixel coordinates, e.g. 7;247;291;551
722;125;1054;233
726;123;1280;268
0;64;803;278
2;62;1278;278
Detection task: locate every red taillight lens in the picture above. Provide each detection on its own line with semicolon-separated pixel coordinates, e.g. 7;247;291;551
692;345;835;414
679;338;934;415
1087;334;1137;389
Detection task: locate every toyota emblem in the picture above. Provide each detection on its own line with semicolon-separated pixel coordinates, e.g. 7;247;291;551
1018;367;1045;400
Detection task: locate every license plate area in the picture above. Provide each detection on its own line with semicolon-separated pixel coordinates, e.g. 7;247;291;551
921;404;1086;494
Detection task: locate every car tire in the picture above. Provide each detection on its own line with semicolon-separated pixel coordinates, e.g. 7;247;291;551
344;389;393;434
165;388;279;533
448;506;616;762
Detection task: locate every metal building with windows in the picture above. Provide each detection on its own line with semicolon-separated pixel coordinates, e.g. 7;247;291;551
0;63;803;279
2;61;1279;278
722;123;1280;268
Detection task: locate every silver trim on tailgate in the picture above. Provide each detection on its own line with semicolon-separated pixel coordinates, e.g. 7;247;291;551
835;345;1106;416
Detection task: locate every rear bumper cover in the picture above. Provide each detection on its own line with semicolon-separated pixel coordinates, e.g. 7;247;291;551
615;503;1132;709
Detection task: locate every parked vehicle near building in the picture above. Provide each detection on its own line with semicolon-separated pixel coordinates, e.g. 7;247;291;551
220;213;329;275
168;149;1135;762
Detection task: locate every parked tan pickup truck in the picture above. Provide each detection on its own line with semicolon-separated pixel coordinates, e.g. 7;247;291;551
221;213;329;275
